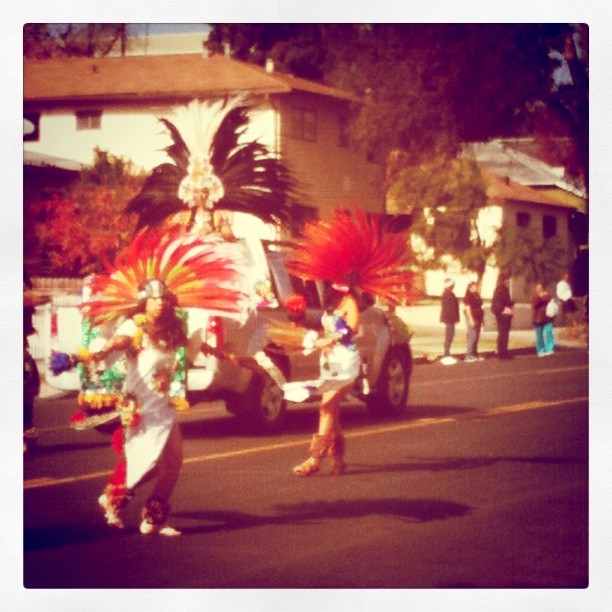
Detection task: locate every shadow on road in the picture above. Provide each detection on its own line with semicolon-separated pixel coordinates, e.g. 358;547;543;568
347;453;586;476
173;496;472;535
23;496;471;554
24;523;123;551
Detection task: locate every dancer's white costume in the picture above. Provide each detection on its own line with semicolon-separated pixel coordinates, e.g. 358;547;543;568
282;312;361;404
115;319;178;488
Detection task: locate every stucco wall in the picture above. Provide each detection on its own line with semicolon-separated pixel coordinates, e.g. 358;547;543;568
24;102;278;174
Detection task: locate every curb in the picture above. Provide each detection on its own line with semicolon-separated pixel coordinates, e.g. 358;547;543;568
411;341;587;366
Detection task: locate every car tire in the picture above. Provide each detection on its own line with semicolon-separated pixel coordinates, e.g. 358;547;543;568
227;354;289;433
367;345;411;417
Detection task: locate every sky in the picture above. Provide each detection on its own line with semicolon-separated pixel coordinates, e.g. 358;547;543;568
127;23;211;36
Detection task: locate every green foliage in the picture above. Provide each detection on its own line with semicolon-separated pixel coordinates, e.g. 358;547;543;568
389;155;490;278
24;24;127;58
207;24;584;169
207;24;326;80
494;223;567;285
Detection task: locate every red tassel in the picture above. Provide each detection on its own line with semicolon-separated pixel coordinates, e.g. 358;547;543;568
111;426;124;456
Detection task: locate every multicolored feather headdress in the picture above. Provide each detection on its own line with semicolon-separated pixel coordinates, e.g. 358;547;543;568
284;205;413;305
126;97;297;231
83;227;250;326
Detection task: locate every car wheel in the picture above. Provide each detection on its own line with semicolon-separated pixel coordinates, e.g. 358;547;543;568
227;355;289;433
367;345;411;417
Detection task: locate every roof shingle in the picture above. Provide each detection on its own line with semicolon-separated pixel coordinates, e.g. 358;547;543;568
24;52;356;104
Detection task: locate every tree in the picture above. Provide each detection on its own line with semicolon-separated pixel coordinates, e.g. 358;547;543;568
207;23;587;292
30;149;144;276
493;223;567;287
208;24;576;164
532;24;589;191
388;153;491;283
24;24;127;58
206;24;326;80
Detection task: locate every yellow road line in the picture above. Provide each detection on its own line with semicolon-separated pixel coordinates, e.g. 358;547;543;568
415;365;588;387
24;395;588;491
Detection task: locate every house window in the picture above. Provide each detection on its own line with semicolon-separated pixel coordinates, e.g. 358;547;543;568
338;114;349;148
76;110;102;130
543;215;557;239
23;113;40;141
291;108;317;141
516;212;531;228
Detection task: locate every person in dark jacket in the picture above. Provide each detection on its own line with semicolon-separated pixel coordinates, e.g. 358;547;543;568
440;278;460;365
24;271;44;452
491;274;514;359
532;282;555;356
463;281;484;362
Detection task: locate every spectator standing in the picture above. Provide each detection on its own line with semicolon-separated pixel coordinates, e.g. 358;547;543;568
532;282;555;356
556;272;577;325
463;281;484;362
23;295;41;451
440;278;459;365
491;274;514;359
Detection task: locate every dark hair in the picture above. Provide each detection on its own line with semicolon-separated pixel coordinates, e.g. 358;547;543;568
323;285;345;313
138;295;187;351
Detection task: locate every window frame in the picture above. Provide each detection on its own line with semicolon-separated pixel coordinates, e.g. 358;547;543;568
291;107;317;142
76;109;102;131
542;214;557;239
516;212;531;228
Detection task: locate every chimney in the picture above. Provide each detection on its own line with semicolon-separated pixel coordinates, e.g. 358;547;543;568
266;58;274;73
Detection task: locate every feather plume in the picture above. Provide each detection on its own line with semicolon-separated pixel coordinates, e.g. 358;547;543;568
126;97;296;231
265;321;310;351
84;227;250;326
285;205;413;305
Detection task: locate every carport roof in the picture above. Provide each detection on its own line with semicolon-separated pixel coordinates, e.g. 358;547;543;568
481;167;586;214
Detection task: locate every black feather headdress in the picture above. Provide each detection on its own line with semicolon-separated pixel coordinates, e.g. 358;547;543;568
126;97;296;231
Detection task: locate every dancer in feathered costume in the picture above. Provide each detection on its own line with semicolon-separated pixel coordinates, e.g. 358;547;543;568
126;97;297;234
277;205;412;476
52;228;249;535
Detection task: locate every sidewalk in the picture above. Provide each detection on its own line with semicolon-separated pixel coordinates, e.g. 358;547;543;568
396;304;589;364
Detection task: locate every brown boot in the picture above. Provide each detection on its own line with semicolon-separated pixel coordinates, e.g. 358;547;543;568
293;434;330;476
329;434;346;476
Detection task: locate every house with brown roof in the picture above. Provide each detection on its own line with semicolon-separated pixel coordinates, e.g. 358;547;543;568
23;52;385;236
401;138;587;301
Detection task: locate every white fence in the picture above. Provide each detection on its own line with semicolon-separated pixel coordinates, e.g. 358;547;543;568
29;303;52;360
26;278;83;362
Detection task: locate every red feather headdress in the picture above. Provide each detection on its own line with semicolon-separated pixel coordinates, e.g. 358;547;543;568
285;205;413;305
83;227;250;326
